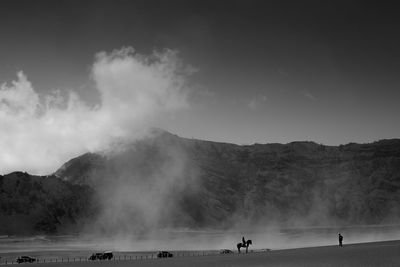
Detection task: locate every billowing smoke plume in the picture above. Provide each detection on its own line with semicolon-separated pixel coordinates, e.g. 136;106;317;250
0;47;190;175
87;136;200;237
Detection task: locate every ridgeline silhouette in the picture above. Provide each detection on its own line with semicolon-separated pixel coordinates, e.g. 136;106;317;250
1;130;400;234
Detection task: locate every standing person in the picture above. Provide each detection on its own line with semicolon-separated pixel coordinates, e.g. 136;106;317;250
338;233;343;247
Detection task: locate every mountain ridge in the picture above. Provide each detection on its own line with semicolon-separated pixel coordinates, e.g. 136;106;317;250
1;130;400;235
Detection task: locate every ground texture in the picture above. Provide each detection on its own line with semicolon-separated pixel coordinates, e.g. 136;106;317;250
2;240;400;267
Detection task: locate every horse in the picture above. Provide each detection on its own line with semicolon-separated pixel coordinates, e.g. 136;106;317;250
237;239;252;253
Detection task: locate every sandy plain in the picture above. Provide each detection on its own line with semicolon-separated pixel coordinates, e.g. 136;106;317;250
1;240;400;267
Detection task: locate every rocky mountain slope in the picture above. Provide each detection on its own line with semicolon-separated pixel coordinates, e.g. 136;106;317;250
0;172;94;234
2;130;400;234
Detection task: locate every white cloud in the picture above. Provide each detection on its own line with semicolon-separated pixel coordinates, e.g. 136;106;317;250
0;47;190;175
302;90;317;101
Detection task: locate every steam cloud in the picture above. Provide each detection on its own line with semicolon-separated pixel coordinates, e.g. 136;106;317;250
0;47;190;175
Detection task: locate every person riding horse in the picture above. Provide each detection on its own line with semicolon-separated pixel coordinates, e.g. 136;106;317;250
237;237;252;253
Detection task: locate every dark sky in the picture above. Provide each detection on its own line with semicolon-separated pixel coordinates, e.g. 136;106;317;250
1;0;400;145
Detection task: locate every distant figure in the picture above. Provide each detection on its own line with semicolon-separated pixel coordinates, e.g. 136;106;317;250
242;236;246;246
338;233;343;247
237;239;252;253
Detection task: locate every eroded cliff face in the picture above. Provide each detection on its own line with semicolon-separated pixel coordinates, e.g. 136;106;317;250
2;131;400;235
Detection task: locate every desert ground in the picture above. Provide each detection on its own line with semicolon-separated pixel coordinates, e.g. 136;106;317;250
2;240;400;267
